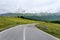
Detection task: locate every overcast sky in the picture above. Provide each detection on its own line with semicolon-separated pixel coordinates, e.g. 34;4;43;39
0;0;60;13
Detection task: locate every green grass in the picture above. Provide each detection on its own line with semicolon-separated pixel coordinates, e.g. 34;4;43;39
36;22;60;38
0;17;60;38
0;17;38;31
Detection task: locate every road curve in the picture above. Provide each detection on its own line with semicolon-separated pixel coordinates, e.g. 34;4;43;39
0;24;59;40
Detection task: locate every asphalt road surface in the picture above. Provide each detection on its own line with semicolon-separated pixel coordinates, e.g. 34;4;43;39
0;24;59;40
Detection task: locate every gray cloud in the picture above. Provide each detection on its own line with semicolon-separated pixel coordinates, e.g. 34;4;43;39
0;0;60;13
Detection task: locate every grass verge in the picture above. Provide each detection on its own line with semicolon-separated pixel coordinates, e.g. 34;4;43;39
36;22;60;38
0;17;60;38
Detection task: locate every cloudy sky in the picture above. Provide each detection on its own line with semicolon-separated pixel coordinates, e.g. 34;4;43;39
0;0;60;13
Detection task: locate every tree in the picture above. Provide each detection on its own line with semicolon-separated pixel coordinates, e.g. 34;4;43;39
20;16;24;18
17;16;20;18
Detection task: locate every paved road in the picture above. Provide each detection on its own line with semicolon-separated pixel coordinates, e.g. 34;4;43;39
0;24;59;40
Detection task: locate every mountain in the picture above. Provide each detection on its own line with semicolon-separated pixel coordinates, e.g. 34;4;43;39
0;13;23;17
23;13;60;21
0;13;60;21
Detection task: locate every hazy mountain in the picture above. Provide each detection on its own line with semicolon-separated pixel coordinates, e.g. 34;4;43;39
0;13;23;17
0;13;60;21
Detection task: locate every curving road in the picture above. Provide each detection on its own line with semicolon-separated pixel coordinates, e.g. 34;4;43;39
0;24;59;40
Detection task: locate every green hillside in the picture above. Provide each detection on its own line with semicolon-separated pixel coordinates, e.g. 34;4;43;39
0;17;38;31
1;13;60;21
0;17;60;38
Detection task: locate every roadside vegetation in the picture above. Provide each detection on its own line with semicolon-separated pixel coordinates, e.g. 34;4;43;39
36;22;60;38
0;16;60;38
0;16;38;31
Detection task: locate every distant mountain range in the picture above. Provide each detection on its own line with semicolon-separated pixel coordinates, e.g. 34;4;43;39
0;13;60;21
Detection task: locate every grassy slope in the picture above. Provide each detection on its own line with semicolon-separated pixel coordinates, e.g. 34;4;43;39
0;17;38;31
0;17;60;38
37;22;60;38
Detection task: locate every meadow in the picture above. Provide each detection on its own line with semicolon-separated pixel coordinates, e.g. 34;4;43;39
0;16;60;38
0;17;38;31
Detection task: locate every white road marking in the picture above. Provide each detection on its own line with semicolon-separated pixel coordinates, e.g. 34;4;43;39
23;27;26;40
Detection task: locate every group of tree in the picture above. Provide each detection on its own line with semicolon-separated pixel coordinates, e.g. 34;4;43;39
17;16;24;18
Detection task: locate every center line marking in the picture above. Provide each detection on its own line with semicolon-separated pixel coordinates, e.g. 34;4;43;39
23;27;26;40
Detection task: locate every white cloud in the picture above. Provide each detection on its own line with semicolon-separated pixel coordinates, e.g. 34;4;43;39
0;0;60;13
